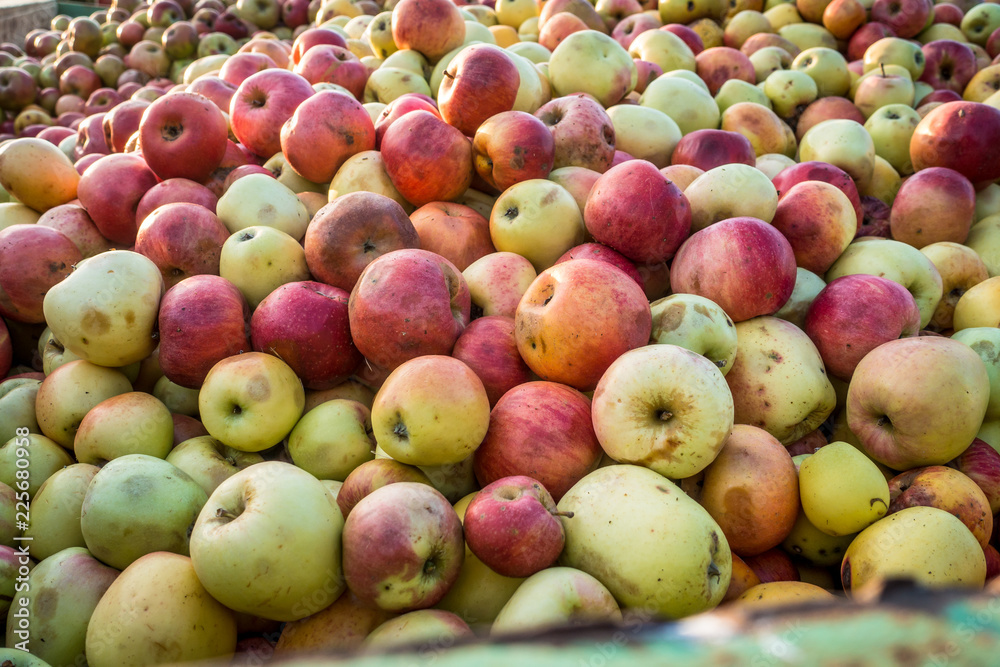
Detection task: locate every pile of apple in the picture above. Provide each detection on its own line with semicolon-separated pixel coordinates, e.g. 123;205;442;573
6;0;1000;663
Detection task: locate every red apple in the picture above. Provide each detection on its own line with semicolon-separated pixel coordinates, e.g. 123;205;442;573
219;52;278;88
280;90;375;184
84;87;124;116
186;76;238;114
135;178;219;226
770;180;858;274
373;94;442;150
348;248;471;372
438;44;520;137
661;23;704;55
157;274;252;389
670;217;797;323
535;94;616;173
134;202;231;288
919;40;978;94
101;98;150;153
0;225;81;323
408;201;494;272
463;475;567;578
76;152;159;245
140;91;228;183
229;68;314;159
36;204;116;258
949;439;1000;516
671;129;756;171
380;110;474;208
292;44;368;101
910;101;1000;188
290;27;347;65
74;112;110;159
472;110;555;192
803;274;921;381
451;315;532;407
473;380;602;502
337;459;433;519
390;0;466;63
870;0;932;39
304;192;420;292
59;65;101;100
584;159;691;264
772;160;863;231
250;280;362;390
695;47;756;96
890;167;976;247
847;22;896;62
554;242;644;288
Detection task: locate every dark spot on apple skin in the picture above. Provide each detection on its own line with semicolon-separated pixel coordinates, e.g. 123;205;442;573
245;375;270;402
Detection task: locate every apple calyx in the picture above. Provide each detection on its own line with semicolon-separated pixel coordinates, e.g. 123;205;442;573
707;561;721;579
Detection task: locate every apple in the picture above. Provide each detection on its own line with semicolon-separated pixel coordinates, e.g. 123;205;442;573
439;44;520;137
921;242;990;331
0;137;80;213
280;90;375;184
251;280;361;390
547;30;636;107
804;274;921;381
364;609;472;651
229;69;314;159
0;224;80;324
408;201;494;272
490;565;621;635
584;159;690;264
304;192;419;293
198;352;305;453
216;173;310;241
462;251;537;319
73;391;173;465
287;398;374;482
391;0;466;63
337;458;433;518
515;258;651;392
949;438;1000;515
380;110;474;208
371;355;489;466
558;464;731;619
535;94;616;173
472;110;555;192
670;217;796;322
888;465;992;548
770;180;857;274
348;249;471;372
890;167;976;248
848;336;990;470
463;475;566;578
910;101;1000;187
135;202;230;288
273;589;393;654
772;160;863;229
81;454;207;570
190;461;345;621
186;76;238;115
139;91;228;183
165;435;264;496
697;425;799;557
342;482;463;612
451;315;532;406
871;0;932;39
75;152;158;245
920;39;977;94
682;164;778;232
489;178;585;273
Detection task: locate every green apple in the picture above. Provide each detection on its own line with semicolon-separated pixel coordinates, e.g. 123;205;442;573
507;40;551;63
198;351;305;453
152;375;200;417
639;76;720;135
961;3;1000;46
949;328;1000;422
189;461;345;621
649;293;738;376
800;117;878;197
35;360;132;449
841;506;986;592
288;399;376;481
0;482;14;546
976;184;1000;223
6;547;118;667
684;163;778;231
853;69;915;118
20;464;99;561
216;172;310;241
0;378;39;444
490;566;621;635
763;69;819;118
756;153;798;180
509;52;547;113
219;225;311;309
781;509;857;567
627;29;696;75
364;609;473;651
73;392;173;465
372;356;490;467
379;49;430;78
826;237;944;328
86;552;236;666
791;47;850;97
864;103;920;176
726;316;837;444
0;433;72;499
488;179;584;273
773;268;826;329
605;104;681;169
862;37;925;79
365;66;434;105
81;454;208;571
42;250;163;368
547;30;636;107
557;465;731;619
165;436;264;496
659;69;710;92
966;214;1000;277
799;441;889;536
777;22;838;51
715;78;773;112
749;45;793;83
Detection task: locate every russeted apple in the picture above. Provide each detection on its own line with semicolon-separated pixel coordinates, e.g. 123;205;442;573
273;590;394;655
514;258;651;392
888;465;993;548
584;159;691;264
348;248;471;372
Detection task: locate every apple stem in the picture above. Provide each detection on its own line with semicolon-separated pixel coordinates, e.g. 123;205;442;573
551;511;575;519
216;508;239;521
880;63;886;78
